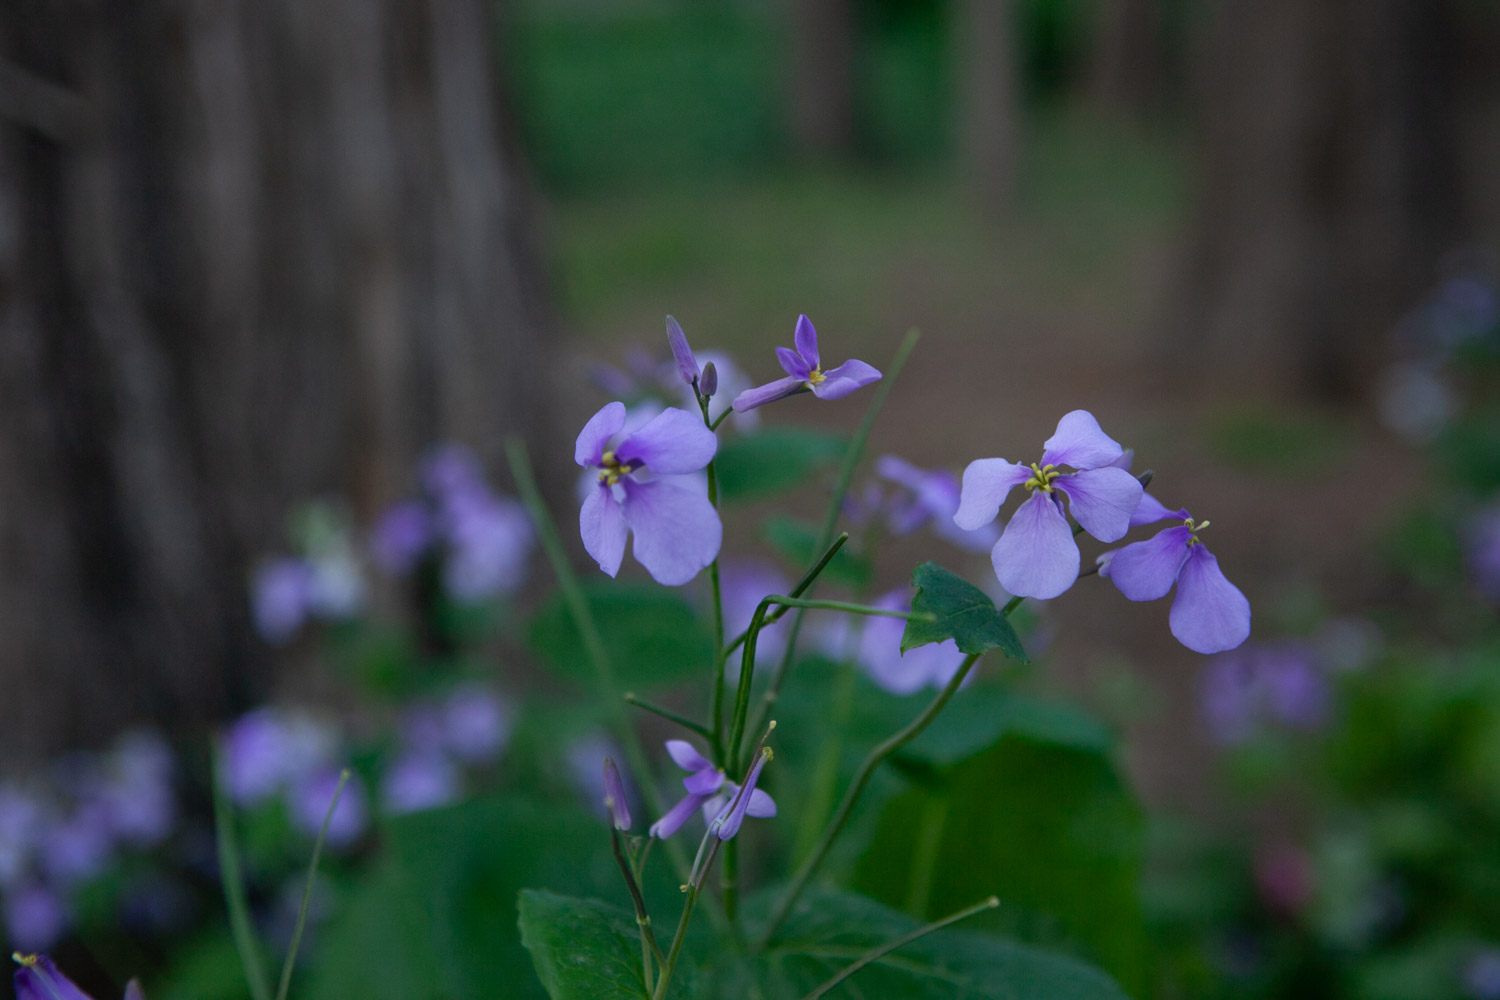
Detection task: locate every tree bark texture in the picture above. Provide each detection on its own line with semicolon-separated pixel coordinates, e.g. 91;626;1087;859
1169;0;1469;401
0;0;555;762
955;0;1021;220
786;0;857;159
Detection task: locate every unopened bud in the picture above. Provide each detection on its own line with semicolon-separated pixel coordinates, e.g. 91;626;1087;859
699;361;718;398
602;757;632;831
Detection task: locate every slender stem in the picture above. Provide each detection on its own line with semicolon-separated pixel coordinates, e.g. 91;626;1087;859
795;896;1000;1000
763;596;929;620
211;749;272;1000
1002;594;1024;616
699;393;730;766
722;533;850;659
757;651;984;951
625;692;713;740
710;408;733;431
506;436;689;882
276;769;349;1000
612;828;667;970
904;789;951;916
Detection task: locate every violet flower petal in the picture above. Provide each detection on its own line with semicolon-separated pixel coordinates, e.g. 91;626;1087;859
682;768;725;795
1054;466;1143;543
1040;410;1125;470
717;750;770;841
990;491;1080;600
732;376;807;412
13;955;92;1000
620;479;722;585
793;314;820;368
665;740;714;773
580;484;629;578
575;401;627;468
775;346;810;380
1130;491;1188;527
666;316;698;386
1169;544;1251;653
745;788;777;818
1107;525;1192;601
649;793;707;839
809;358;882;400
954;458;1032;530
125;982;146;1000
615;407;717;474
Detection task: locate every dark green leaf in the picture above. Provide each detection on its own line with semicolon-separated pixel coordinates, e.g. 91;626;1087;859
750;886;1131;999
518;891;677;1000
714;428;846;503
902;562;1027;661
852;739;1148;995
526;582;713;689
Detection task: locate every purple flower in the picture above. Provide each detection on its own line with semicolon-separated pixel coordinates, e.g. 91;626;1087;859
1466;948;1500;1000
576;402;722;586
440;685;510;763
1100;498;1251;654
602;758;632;831
40;809;113;885
381;753;460;816
96;732;175;847
0;786;41;888
5;890;68;955
650;740;776;839
251;558;316;643
955;411;1145;599
442;495;532;600
1200;642;1328;743
679;351;755;427
421;444;486;501
1466;502;1500;601
719;561;792;669
221;708;339;806
712;748;773;841
289;769;368;848
857;590;969;695
370;501;433;575
11;953;136;1000
731;315;882;411
666;315;701;388
877;456;999;552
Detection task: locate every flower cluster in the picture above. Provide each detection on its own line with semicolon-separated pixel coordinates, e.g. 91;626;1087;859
251;503;365;644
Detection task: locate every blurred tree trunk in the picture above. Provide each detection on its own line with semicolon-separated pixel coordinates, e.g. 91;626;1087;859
955;0;1021;219
1087;0;1160;115
787;0;857;159
1167;0;1468;400
0;0;555;762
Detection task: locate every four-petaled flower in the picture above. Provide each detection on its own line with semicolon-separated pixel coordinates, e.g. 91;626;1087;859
732;315;882;411
576;402;722;586
649;740;775;840
14;953;145;1000
1098;493;1251;653
955;410;1144;599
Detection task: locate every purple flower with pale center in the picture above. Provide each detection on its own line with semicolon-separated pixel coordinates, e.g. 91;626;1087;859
731;315;882;411
857;589;969;695
877;456;999;553
602;758;632;831
381;752;460;816
576;402;722;586
1099;494;1251;654
370;501;433;575
955;411;1145;600
5;890;68;955
440;684;510;763
251;558;316;643
289;768;368;847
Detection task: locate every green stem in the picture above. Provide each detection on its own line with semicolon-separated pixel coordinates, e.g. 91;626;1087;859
275;769;349;1000
212;749;272;1000
699;393;730;767
904;788;951;916
612;828;667;970
795;896;1000;1000
756;651;984;951
722;533;849;660
791;658;858;864
625;693;713;740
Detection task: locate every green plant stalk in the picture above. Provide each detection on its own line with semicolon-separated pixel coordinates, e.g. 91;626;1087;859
699;391;729;765
612;828;667;976
211;748;272;1000
505;435;690;883
790;658;859;865
795;895;1000;1000
625;692;713;740
756;650;984;951
655;831;723;1000
275;769;349;1000
904;788;951;916
721;533;849;660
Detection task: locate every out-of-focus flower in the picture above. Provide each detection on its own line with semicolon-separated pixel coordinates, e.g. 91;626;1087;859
0;786;41;888
1200;641;1329;743
576;402;721;586
565;734;638;824
1254;842;1315;917
97;731;175;847
719;562;792;670
602;758;632;831
221;708;339;807
40;809;113;886
440;685;510;763
443;496;532;601
289;769;368;847
1465;502;1500;602
251;558;317;643
1100;497;1250;655
732;315;882;411
1465;948;1500;1000
380;753;460;816
370;501;433;575
956;410;1143;600
856;590;968;695
877;455;998;552
1376;362;1456;443
5;888;68;954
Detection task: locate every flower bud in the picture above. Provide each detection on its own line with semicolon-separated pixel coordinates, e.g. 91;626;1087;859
602;757;632;831
699;361;718;398
665;316;699;388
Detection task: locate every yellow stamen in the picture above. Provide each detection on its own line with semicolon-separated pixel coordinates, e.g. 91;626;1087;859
1183;517;1212;545
13;953;38;968
806;369;827;386
1023;462;1060;493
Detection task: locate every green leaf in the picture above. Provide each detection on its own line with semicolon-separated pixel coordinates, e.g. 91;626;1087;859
714;428;846;503
761;515;871;588
902;562;1027;662
526;582;713;689
518;891;675;999
750;886;1131;999
852;739;1148;996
